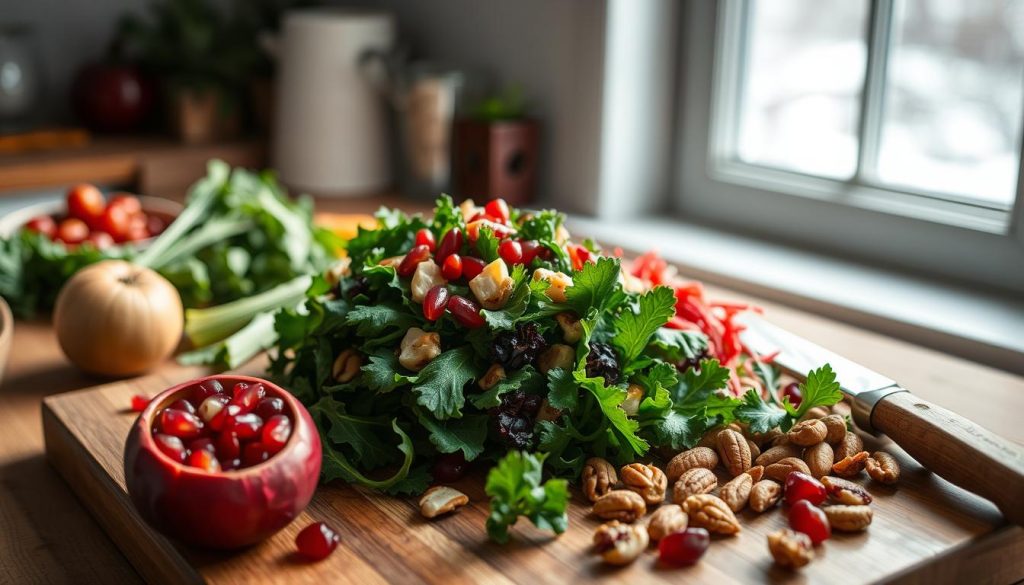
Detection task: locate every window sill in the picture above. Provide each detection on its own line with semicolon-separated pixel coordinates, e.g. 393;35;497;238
566;214;1024;375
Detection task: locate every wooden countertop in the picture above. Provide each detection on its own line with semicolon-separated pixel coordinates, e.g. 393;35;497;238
1;195;1023;583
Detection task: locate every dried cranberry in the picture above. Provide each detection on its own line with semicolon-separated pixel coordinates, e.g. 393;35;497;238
585;342;621;385
415;228;436;251
436;228;463;262
789;500;831;545
441;253;463;280
785;471;827;506
462;257;487;280
423;285;450;321
659;528;710;565
491;323;548;370
432;452;468;483
490;391;543;449
498;239;523;264
782;382;803;408
130;394;150;412
295;522;340;561
398;244;432;277
447;295;486;328
484;198;510;223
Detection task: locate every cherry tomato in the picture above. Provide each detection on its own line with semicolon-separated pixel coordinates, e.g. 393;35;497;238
484;198;510;223
56;218;90;245
24;215;57;238
100;204;132;241
124;214;150;241
66;184;105;228
84;231;115;250
107;193;142;216
414;228;436;252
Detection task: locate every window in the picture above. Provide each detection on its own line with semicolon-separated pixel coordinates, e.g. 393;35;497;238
677;0;1024;292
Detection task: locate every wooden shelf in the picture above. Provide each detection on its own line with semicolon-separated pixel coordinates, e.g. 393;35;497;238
0;136;266;199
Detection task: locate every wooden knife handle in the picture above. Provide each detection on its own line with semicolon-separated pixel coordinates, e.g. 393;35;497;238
871;390;1024;526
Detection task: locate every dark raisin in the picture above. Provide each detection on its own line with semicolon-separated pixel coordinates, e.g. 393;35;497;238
585;342;621;385
345;276;370;299
675;349;709;373
490;323;548;370
490;390;543;449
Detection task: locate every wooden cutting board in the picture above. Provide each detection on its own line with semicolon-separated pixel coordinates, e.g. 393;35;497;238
42;362;1024;585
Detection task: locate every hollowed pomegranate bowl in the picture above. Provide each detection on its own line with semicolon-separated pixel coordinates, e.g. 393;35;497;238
124;375;321;549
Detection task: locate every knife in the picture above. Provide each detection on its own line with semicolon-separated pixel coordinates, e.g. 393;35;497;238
738;313;1024;526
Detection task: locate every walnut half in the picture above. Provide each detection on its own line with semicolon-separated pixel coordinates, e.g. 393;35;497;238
592;490;647;523
582;457;618;502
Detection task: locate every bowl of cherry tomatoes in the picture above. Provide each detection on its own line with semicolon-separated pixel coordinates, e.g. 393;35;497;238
0;183;182;250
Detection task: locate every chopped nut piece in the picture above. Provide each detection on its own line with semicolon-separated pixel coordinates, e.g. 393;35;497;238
865;451;900;484
666;447;719;483
620;463;667;505
749;480;783;512
765;457;812;482
582;457;618;502
803;442;835;479
536;399;563;422
593;521;649;565
537;344;575;375
532;268;574;303
821;476;873;505
683;494;741;535
717;429;752;476
788;419;828;447
554;312;582;343
593;489;647;522
746;465;765;483
620;384;644;417
411;260;447;303
478;363;506;391
647;504;688;542
821;414;848;444
834;431;864;461
419;486;469;518
768;528;815;569
832;451;870;478
719;472;753;512
755;444;802;467
672;468;718;504
469;258;514;309
331;348;362;383
379;255;403;268
823;504;873;531
398;327;441;372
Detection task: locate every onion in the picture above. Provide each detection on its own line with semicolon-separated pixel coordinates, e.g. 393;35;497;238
54;260;183;376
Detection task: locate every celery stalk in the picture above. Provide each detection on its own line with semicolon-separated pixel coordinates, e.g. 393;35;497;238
184;274;311;348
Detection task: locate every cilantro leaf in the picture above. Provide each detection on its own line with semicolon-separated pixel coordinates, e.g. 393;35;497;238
563;257;622;315
735;389;789;434
410;346;477;419
648;328;709;363
673;359;732;413
545;367;579;411
646;410;703;451
792;364;843;416
485;451;569;544
475;227;501;262
576;371;649;457
345;303;418;337
613;286;676;366
417;412;489;461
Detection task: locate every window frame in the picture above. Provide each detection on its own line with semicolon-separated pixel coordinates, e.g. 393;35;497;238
675;0;1024;293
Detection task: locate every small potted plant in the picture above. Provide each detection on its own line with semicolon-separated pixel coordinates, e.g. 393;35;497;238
118;0;260;143
454;87;541;206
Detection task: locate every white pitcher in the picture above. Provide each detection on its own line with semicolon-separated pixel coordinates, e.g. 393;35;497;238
269;9;395;195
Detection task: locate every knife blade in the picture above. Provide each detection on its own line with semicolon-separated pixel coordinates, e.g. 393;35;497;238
737;312;1024;526
736;313;907;434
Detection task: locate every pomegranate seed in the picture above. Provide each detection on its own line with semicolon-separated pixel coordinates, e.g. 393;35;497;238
423;285;450;321
436;228;463;262
209;404;242;432
193;379;224;402
658;527;710;565
462;257;486;280
220;458;241;471
782;382;803;408
498;239;523;264
447;295;486;328
397;244;432;277
432;452;468;483
198;395;230;423
169;398;196;415
231;382;250;399
415;228;436;251
785;471;827;506
789;500;831;545
188;437;216;454
187;449;222;473
217;431;241;460
262;415;293;452
441;253;463;280
154;433;187;463
229;383;265;413
242;442;272;467
254;396;285;419
230;413;264;440
295;522;340;561
520;240;545;264
158;409;204;440
484;198;510;223
130;394;150;412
